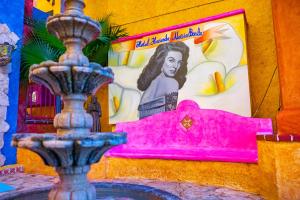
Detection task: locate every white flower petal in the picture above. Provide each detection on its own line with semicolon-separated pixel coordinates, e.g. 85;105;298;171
108;83;123;116
180;66;251;117
111;66;144;90
183;39;207;71
109;88;142;124
202;22;243;72
127;48;156;68
179;61;226;100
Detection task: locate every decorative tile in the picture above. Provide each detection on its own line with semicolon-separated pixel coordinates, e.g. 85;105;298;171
0;165;24;176
181;115;193;130
256;134;300;142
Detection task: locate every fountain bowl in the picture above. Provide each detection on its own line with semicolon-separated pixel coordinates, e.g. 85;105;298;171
7;182;181;200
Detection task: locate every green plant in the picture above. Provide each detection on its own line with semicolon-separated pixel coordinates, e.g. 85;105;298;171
84;15;128;65
21;15;128;81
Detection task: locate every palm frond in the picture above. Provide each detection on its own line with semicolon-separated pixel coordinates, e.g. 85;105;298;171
32;20;65;52
84;15;128;66
21;39;62;81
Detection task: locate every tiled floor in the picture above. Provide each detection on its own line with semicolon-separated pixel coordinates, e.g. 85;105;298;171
0;173;262;200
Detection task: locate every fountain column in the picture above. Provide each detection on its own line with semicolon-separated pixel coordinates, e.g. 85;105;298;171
12;0;126;199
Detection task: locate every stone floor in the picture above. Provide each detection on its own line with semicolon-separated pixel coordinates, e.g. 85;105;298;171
0;173;263;200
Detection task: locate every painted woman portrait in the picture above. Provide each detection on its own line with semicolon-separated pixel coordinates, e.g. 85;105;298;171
137;41;189;119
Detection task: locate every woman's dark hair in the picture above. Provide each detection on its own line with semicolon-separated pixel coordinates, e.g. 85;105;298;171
137;41;189;91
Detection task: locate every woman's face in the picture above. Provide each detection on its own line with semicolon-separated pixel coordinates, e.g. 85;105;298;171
161;50;183;77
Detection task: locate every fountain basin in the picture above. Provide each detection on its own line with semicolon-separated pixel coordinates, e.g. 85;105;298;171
12;132;126;167
47;14;100;46
6;182;180;200
12;133;127;200
29;61;113;96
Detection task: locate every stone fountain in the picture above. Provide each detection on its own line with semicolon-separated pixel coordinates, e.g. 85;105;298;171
12;0;126;199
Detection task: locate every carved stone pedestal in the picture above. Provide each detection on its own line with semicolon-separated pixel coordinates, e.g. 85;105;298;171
49;166;95;200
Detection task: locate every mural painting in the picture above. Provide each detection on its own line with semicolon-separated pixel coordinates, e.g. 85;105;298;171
108;11;251;124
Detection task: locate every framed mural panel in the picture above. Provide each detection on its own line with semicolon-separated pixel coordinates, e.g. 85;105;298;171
108;9;251;124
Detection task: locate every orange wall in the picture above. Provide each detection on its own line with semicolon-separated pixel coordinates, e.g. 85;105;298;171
84;0;107;19
273;0;300;135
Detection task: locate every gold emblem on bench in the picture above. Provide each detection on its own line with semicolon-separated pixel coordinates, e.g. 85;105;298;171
181;115;193;129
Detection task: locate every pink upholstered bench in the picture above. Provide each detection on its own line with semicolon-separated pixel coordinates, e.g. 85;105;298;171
106;100;273;163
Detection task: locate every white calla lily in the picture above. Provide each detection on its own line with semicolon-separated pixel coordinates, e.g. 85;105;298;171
108;50;131;66
179;61;226;98
112;66;144;90
179;65;251;116
202;22;243;72
109;83;142;124
183;39;206;71
127;48;156;68
181;22;243;73
108;83;123;116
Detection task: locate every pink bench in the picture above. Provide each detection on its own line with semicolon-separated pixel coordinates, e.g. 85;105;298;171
106;100;273;163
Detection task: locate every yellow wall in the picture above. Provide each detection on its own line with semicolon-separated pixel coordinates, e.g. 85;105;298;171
33;0;61;14
103;0;279;123
19;1;300;200
17;141;300;200
33;0;107;19
104;141;279;200
33;0;280;125
84;0;107;19
34;0;279;122
274;143;300;200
